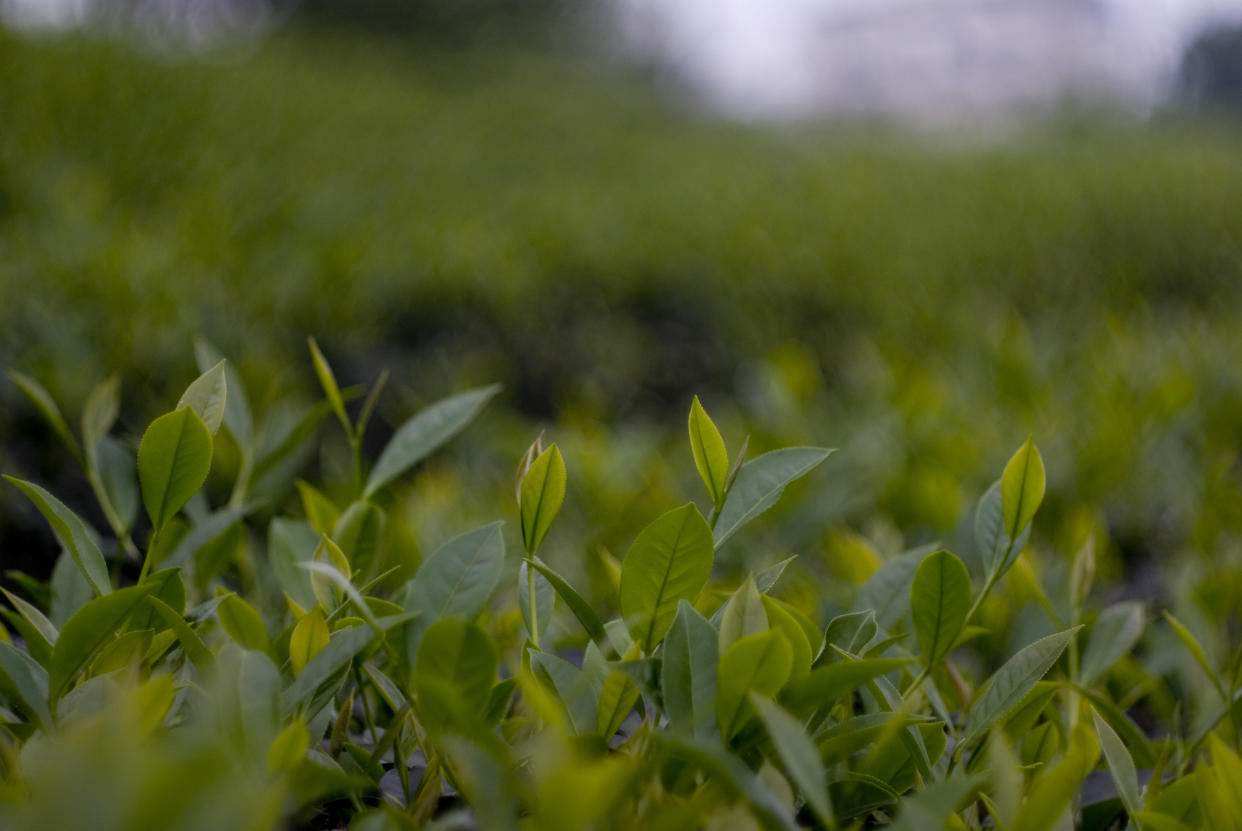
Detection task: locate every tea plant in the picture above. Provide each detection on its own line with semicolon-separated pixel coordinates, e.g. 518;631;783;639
1;345;1240;830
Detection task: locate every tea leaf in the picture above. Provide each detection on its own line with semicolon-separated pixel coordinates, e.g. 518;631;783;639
281;624;376;717
716;630;793;740
911;549;971;667
307;337;352;437
960;627;1079;751
1001;437;1045;541
519;445;566;555
752;694;833;826
1012;724;1100;831
195;339;253;449
364;384;502;498
663;599;720;740
1093;709;1142;819
9;370;82;464
0;641;51;727
177;359;228;435
718;574;769;653
714;448;833;550
688;396;728;507
49;583;157;698
405;522;505;623
217;594;270;655
4;477;112;597
619;503;714;653
1163;611;1226;699
781;657;911;713
289;609;330;677
268;720;311;774
333;500;386;577
137;407;213;530
416;617;497;716
1080;602;1145;686
146;595;214;672
81;375;121;461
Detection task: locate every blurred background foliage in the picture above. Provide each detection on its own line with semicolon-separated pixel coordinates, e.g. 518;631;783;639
4;5;1242;666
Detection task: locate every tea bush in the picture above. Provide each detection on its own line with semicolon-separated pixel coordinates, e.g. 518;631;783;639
0;346;1238;830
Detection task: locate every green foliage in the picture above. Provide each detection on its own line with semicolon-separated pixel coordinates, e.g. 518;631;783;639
0;354;1238;831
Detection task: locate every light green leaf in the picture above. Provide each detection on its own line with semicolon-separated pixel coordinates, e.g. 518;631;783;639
761;596;814;678
268;720;311;774
1012;724;1100;831
821;611;878;662
296;480;339;536
177;359;228;435
688;395;729;506
975;479;1030;582
147;594;214;672
959;627;1079;751
1001;437;1045;542
911;549;972;667
620;503;714;653
714;448;833;550
9;370;82;463
137;407;213;530
364;384;502;498
417;617;497;716
716;630;793;740
1163;611;1226;700
289;609;330;677
656;734;799;831
519;444;566;555
663;599;720;740
752;694;833;826
81;375;120;462
781;657;911;713
49;583;157;698
217;593;270;654
1093;709;1143;821
887;774;984;831
308;337;352;437
4;476;111;597
333;500;386;578
1080;602;1145;686
281;624;377;718
718;574;769;653
755;555;797;594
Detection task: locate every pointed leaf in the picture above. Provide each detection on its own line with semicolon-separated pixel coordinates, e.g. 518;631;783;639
688;396;729;506
177;359;228;435
146;594;214;672
81;375;120;461
364;384;502;498
308;337;351;437
714;448;833;550
782;657;911;713
49;583;156;698
716;630;793;739
1093;709;1142;819
289;609;330;677
663;599;720;739
960;627;1079;750
519;445;566;555
620;503;714;653
9;371;81;462
1001;437;1046;541
911;549;972;667
526;557;609;652
137;407;213;530
1080;602;1145;686
718;574;769;653
752;694;833;826
404;522;505;622
5;477;111;596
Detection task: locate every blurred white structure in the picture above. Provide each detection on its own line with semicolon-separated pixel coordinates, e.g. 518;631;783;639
615;0;1242;119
